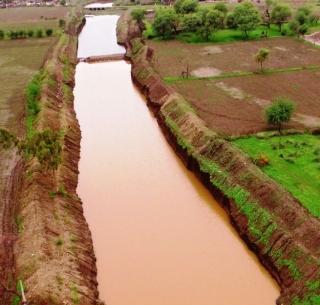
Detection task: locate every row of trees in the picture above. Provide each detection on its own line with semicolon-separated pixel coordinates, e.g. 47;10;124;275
0;28;53;40
132;0;320;40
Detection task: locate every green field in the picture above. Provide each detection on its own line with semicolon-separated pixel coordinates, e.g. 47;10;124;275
233;134;320;217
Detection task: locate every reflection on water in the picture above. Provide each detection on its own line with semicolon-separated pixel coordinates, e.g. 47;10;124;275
77;15;125;58
74;60;279;305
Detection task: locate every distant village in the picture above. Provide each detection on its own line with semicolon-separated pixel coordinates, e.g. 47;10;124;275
0;0;63;8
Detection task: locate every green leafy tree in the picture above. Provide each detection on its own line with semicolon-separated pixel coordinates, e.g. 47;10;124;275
233;2;261;39
214;3;228;15
36;29;43;38
255;48;270;71
153;8;179;39
27;29;34;37
226;12;237;29
174;0;198;14
46;28;53;36
59;19;66;28
182;13;202;32
297;6;312;17
271;4;291;31
198;8;225;41
265;97;295;133
0;30;4;39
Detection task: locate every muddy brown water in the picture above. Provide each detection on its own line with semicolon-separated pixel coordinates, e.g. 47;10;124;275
75;15;279;305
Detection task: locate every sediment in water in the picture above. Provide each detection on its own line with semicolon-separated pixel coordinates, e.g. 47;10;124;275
117;12;320;305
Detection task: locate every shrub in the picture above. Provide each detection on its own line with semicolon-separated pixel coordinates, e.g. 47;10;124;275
19;129;62;171
36;29;43;38
174;0;198;14
131;8;146;22
27;29;34;37
265;97;295;133
182;13;202;32
226;12;237;29
255;48;270;71
0;30;4;39
46;28;53;36
153;8;179;39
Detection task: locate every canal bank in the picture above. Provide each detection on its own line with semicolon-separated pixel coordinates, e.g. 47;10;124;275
75;14;279;305
117;12;320;305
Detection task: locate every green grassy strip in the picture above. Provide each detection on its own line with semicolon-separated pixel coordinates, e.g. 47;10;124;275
163;65;320;84
25;71;45;138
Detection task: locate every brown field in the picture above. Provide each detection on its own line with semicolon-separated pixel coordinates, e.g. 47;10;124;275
147;38;320;77
0;7;69;30
173;70;320;135
148;37;320;135
0;38;55;135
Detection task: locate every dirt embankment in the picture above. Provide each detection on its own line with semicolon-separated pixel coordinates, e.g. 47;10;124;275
1;14;101;305
117;13;320;305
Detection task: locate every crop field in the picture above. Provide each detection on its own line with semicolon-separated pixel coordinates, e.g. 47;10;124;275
0;7;69;30
147;38;320;78
0;38;55;135
233;134;320;217
147;37;320;135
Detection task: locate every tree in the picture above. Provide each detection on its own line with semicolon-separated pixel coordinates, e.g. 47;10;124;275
255;48;270;71
271;4;291;31
233;2;261;39
46;28;53;36
27;29;34;38
265;97;295;133
59;19;66;28
36;29;43;38
0;30;4;39
174;0;198;14
214;3;228;15
182;13;202;32
226;12;237;29
198;8;225;41
131;8;146;30
153;8;179;39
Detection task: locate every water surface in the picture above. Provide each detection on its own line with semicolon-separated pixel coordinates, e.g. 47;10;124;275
75;15;279;305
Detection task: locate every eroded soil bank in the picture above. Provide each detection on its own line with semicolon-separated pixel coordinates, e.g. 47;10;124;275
0;12;100;305
117;12;320;305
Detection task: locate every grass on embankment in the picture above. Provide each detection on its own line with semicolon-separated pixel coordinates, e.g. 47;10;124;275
233;134;320;217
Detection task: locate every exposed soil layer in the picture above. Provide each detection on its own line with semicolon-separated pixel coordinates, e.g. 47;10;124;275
1;13;100;305
117;12;320;305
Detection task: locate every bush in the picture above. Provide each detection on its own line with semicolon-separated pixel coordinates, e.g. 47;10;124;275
0;30;4;39
265;97;295;133
131;8;146;23
36;29;43;38
226;12;237;29
19;129;62;170
182;13;202;32
27;29;34;37
153;8;179;39
46;28;53;36
174;0;198;14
